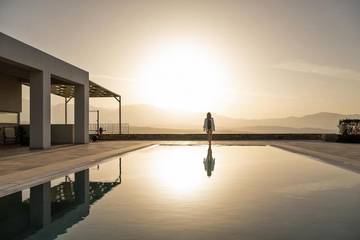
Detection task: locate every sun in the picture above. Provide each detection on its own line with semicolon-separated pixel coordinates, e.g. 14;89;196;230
137;42;232;112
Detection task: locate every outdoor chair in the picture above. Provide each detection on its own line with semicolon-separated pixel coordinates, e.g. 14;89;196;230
3;127;16;144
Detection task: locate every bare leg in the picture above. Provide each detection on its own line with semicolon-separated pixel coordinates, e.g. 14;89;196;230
207;132;210;146
208;131;212;147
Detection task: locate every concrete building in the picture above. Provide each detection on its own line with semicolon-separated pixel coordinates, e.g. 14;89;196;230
0;32;121;149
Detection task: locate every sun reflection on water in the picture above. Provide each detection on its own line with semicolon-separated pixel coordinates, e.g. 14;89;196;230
151;146;211;196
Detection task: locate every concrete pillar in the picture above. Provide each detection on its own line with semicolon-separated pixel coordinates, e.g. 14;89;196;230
75;169;89;205
30;70;51;149
30;182;51;228
74;83;89;144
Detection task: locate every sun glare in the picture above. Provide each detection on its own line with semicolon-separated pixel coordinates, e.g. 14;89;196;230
151;147;208;196
138;43;231;112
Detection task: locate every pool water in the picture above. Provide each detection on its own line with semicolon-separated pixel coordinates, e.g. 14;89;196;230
24;145;360;239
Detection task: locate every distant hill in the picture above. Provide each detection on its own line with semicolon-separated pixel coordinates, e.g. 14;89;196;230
18;100;359;133
127;125;332;134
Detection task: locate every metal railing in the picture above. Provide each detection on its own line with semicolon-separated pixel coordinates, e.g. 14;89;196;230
89;123;130;135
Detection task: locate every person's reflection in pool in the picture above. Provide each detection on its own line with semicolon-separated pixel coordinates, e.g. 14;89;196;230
203;146;215;177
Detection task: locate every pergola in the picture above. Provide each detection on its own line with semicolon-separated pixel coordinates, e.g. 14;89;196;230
23;80;122;134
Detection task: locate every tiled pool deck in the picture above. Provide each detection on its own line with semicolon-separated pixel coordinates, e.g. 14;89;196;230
0;140;359;197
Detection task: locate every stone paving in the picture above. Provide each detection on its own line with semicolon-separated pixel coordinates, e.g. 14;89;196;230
0;141;154;197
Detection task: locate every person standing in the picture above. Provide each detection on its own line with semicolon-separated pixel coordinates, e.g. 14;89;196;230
203;112;215;146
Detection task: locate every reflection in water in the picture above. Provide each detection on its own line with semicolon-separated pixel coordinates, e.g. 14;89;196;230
0;192;29;239
90;158;122;204
152;147;206;195
203;146;215;177
28;201;89;240
2;147;360;239
0;158;122;240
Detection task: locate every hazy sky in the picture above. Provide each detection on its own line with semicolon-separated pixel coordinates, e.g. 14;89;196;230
1;0;360;118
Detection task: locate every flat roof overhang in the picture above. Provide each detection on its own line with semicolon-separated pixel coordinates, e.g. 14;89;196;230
22;80;120;98
0;33;120;99
0;32;122;137
0;54;120;99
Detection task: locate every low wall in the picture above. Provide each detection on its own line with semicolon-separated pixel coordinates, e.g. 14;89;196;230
100;133;328;141
16;124;74;145
51;125;74;144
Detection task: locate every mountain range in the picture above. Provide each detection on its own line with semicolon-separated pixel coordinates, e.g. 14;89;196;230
17;100;359;133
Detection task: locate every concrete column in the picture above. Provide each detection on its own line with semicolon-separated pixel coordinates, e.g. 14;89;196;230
74;83;89;144
30;70;51;149
30;182;51;228
75;169;89;205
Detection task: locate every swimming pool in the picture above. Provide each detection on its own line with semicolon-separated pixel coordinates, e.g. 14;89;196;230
3;145;360;239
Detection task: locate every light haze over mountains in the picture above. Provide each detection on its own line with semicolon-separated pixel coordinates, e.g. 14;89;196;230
18;100;357;133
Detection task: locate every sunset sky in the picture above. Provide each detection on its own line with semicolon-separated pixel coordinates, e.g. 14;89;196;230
1;0;360;119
